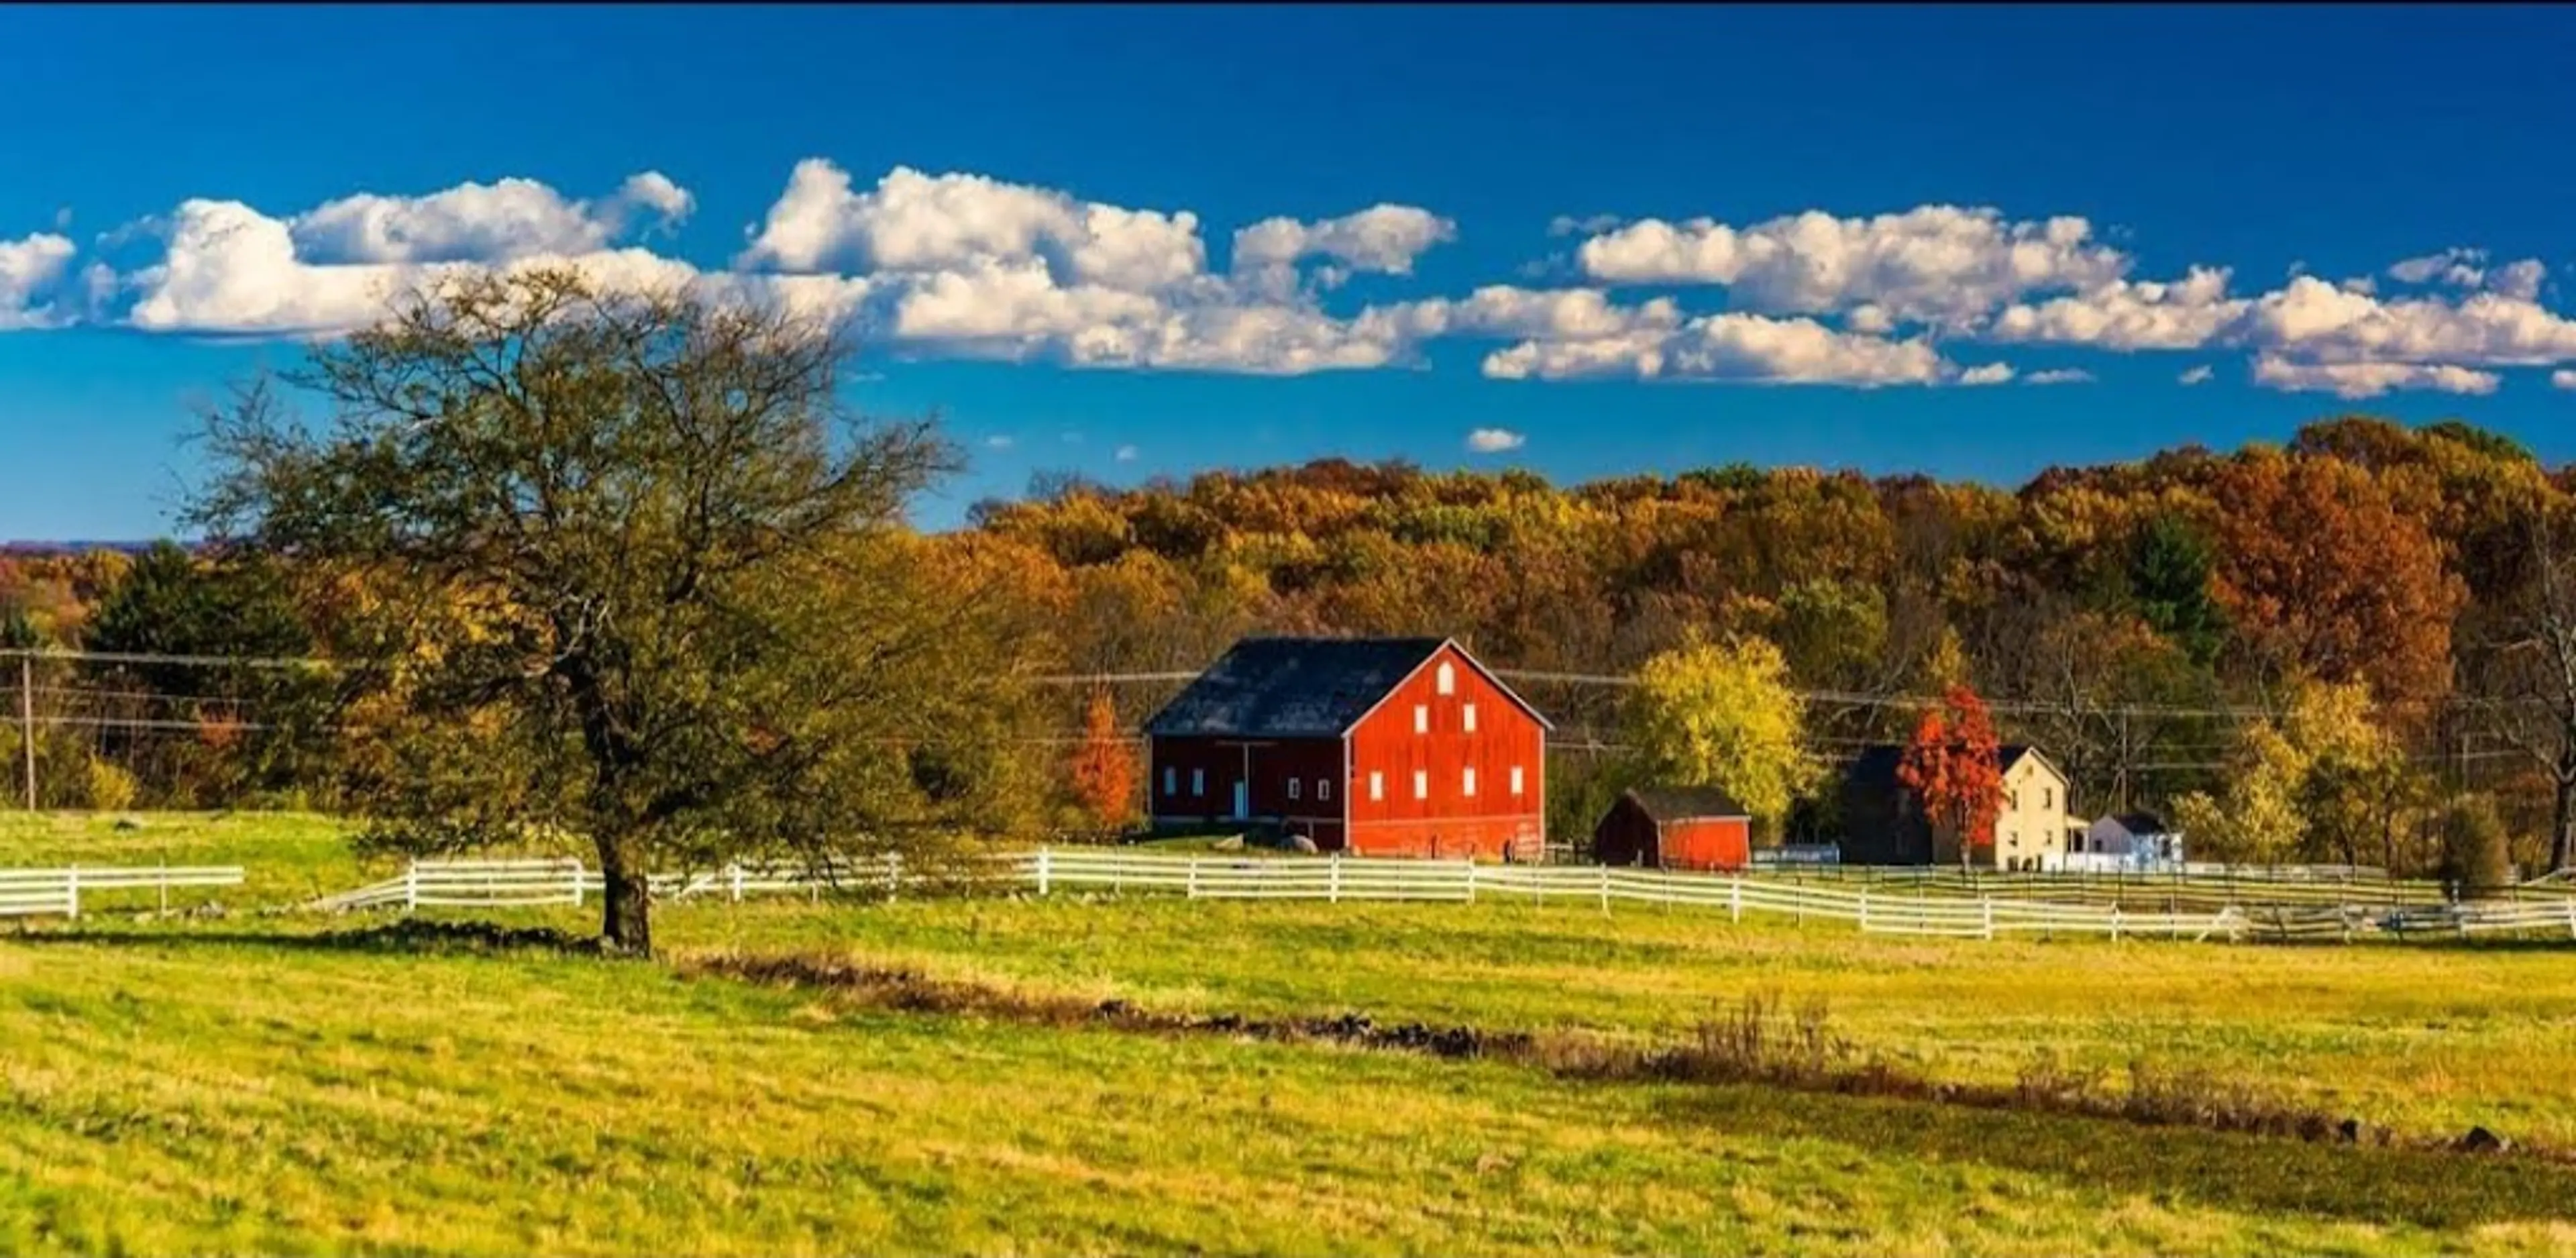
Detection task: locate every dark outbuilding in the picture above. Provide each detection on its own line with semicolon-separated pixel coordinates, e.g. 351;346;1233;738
1592;786;1753;872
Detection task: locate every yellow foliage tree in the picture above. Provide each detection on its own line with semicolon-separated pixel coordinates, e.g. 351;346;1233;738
1621;631;1818;825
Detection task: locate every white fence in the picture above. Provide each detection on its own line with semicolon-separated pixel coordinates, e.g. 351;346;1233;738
293;849;2576;946
309;855;920;913
0;865;247;920
1020;849;2576;944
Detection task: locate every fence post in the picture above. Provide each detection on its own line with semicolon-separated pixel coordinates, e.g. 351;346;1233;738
1982;897;1994;941
1858;889;1868;933
403;861;419;912
2564;898;2575;941
1464;858;1477;904
1187;857;1199;900
64;864;78;921
1036;847;1052;897
1598;864;1610;915
885;851;902;902
2110;904;2122;942
1329;855;1341;904
730;862;745;903
572;859;585;908
1729;877;1741;925
158;855;168;917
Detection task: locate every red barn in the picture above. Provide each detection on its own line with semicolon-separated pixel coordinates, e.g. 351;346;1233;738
1143;637;1552;859
1591;787;1752;872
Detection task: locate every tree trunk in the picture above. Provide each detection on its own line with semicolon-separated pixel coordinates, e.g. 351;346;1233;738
2555;771;2576;874
596;833;653;953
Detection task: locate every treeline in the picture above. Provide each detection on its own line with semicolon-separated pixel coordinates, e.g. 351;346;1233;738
9;414;2576;876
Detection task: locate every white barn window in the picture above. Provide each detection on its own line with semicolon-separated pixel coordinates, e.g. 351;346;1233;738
1463;703;1477;733
1288;778;1301;801
1510;766;1525;796
1413;770;1428;800
1414;704;1429;734
1164;767;1177;797
1462;767;1477;797
1369;772;1384;801
1319;778;1332;802
1190;768;1204;796
1436;662;1456;695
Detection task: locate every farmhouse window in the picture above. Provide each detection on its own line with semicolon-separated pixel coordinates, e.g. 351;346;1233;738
1191;768;1204;796
1319;778;1332;802
1370;772;1385;801
1164;767;1177;796
1289;778;1301;801
2043;787;2053;809
1510;766;1524;796
1463;767;1477;797
1463;702;1477;733
1414;704;1429;734
1437;661;1456;694
1413;770;1428;800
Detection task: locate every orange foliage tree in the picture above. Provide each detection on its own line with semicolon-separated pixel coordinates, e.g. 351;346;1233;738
1897;684;2004;868
1067;689;1137;830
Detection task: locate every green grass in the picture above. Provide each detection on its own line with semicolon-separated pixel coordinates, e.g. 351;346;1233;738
676;897;2576;1151
9;811;2576;1253
6;929;2576;1255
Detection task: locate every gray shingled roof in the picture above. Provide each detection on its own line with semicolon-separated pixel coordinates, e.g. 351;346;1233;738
1848;742;2041;788
1144;637;1451;737
1627;786;1750;821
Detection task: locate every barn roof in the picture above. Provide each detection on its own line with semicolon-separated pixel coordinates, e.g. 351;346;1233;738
2108;811;2172;835
1625;786;1750;821
1143;636;1551;737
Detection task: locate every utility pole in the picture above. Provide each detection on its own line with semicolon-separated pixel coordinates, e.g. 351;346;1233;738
19;654;34;811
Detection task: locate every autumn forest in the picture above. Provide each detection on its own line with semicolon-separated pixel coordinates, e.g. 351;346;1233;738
9;411;2576;879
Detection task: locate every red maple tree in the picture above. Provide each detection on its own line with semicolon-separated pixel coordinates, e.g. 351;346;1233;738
1896;684;2004;868
1067;689;1138;829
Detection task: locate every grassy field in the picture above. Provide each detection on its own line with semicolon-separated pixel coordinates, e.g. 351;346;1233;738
7;813;2576;1253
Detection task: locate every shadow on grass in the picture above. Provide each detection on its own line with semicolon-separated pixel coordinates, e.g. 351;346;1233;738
0;919;619;957
1670;1084;2576;1233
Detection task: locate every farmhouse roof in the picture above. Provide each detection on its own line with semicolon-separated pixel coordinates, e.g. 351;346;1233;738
1143;636;1550;737
1847;742;2049;788
1625;786;1751;821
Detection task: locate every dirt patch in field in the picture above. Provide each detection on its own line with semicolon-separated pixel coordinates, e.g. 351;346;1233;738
676;947;2565;1167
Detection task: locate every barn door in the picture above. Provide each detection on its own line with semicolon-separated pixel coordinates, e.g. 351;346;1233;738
1232;779;1249;820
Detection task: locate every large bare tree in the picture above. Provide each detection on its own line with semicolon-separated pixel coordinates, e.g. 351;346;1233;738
2474;501;2576;872
192;267;1040;950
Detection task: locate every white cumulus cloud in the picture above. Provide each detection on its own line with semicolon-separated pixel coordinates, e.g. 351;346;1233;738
1464;427;1527;453
2025;368;2096;385
1114;443;1140;462
1483;311;1948;386
1574;205;2129;327
2178;364;2214;385
2552;368;2576;390
286;171;694;265
0;233;78;330
1988;267;2245;350
2249;354;2500;399
1957;362;2016;386
1233;203;1456;277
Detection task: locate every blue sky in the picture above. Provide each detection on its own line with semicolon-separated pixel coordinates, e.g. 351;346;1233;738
6;4;2576;538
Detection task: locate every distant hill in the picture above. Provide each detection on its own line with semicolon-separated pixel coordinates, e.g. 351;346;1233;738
0;541;176;558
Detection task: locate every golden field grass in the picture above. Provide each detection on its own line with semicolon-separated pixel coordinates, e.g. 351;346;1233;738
6;813;2576;1253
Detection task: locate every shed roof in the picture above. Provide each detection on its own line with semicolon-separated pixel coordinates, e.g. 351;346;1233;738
1625;785;1751;821
1143;636;1550;737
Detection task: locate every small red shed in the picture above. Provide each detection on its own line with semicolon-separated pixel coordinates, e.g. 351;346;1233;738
1592;786;1752;872
1144;636;1552;860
